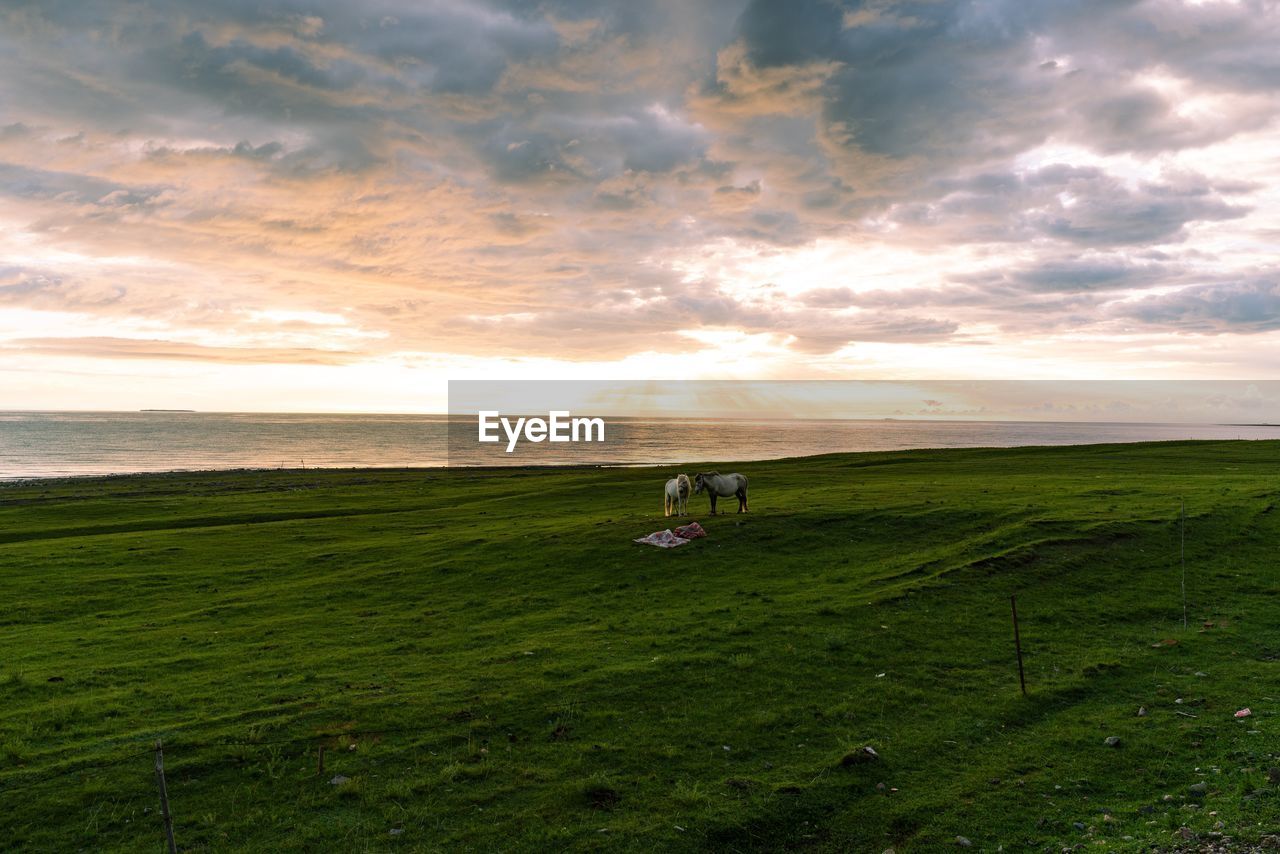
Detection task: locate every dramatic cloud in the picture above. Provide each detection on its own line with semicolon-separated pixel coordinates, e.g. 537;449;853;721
1;0;1280;409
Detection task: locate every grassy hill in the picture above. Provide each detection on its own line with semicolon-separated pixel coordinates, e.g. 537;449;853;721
2;441;1280;852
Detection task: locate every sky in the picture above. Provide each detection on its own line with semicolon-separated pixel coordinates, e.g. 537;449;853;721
2;0;1280;413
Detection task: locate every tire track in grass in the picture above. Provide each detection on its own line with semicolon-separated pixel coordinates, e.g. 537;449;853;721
0;474;603;546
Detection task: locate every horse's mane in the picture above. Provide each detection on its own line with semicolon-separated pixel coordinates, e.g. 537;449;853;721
699;471;719;477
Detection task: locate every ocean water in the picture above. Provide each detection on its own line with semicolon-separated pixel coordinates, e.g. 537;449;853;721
1;411;1278;480
0;412;450;479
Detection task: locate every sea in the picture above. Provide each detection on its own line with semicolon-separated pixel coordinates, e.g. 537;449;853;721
1;411;1278;480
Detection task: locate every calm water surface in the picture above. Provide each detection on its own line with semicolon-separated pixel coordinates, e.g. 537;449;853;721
1;411;1277;479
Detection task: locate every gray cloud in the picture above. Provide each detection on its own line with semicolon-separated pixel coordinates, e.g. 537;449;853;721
1027;167;1249;247
1113;280;1280;335
881;164;1252;248
0;163;166;208
1008;258;1166;294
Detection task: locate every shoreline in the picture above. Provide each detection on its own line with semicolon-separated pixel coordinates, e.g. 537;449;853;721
3;436;1276;486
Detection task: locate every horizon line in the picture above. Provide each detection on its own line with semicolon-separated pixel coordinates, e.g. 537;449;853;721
1;409;1278;428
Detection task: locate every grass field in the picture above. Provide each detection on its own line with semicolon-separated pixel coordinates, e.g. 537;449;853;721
2;441;1280;852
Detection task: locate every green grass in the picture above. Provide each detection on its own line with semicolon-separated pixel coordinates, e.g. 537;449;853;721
2;441;1280;851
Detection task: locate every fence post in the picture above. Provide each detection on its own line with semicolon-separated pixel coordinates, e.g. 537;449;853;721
1010;594;1027;697
1180;497;1187;630
154;739;177;854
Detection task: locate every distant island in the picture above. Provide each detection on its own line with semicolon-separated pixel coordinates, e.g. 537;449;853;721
139;409;196;412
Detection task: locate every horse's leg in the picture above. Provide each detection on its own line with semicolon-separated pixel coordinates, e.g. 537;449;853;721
709;493;717;515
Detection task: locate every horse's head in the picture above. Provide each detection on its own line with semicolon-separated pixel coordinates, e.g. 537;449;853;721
694;473;707;494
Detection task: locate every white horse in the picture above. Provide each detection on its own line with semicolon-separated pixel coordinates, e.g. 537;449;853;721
694;471;748;514
664;473;692;517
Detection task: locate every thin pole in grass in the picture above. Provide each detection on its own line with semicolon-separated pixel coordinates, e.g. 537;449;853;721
1180;497;1187;631
1010;594;1027;697
154;739;177;854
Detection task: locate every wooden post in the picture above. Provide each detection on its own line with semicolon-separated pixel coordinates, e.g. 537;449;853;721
317;744;325;777
1180;498;1187;630
1010;595;1027;697
154;739;177;854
